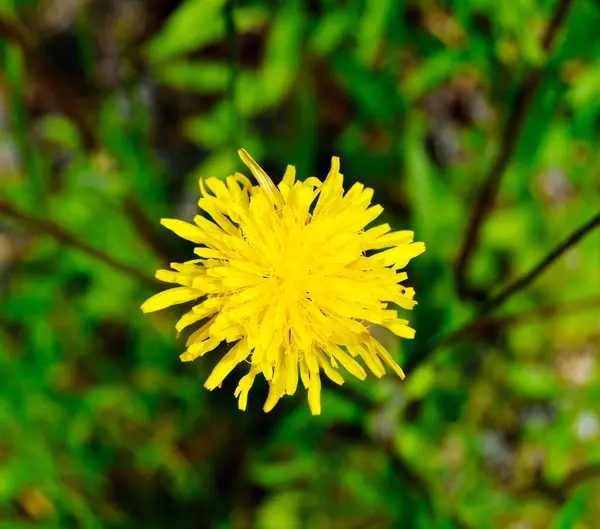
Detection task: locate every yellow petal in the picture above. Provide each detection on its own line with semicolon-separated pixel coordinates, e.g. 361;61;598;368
304;349;320;374
347;343;385;377
282;164;296;187
303;176;322;188
370;339;406;380
383;320;416;339
362;223;391;245
355;205;383;229
204;339;249;390
234;366;260;411
233;171;252;189
392;289;417;310
193;214;223;235
285;346;299;396
141;287;200;313
263;383;282;413
261;361;274;381
299;355;310;389
198;199;239;235
394;242;426;268
307;369;321;416
271;349;288;397
377;242;426;269
317;351;345;385
176;310;207;333
367;230;414;250
313;157;343;217
193;247;224;260
210;315;245;342
185;316;216;346
327;344;367;381
204;177;231;199
154;270;181;283
238;149;284;209
160;219;206;244
180;337;220;362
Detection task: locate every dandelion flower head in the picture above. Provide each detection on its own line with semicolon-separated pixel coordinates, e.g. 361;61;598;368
141;149;425;415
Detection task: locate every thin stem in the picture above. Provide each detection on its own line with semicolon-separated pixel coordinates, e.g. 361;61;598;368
0;13;96;151
0;198;156;287
560;463;600;494
460;295;600;338
454;0;575;301
409;208;600;371
523;462;600;503
481;211;600;314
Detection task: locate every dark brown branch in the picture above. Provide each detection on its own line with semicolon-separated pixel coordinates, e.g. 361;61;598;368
407;291;599;372
522;462;600;504
459;295;600;339
0;198;156;287
482;211;600;314
454;0;575;301
560;463;600;494
0;14;96;151
410;211;600;371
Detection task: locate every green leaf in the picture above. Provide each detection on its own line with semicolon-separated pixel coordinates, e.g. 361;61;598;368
145;1;265;63
37;115;81;150
548;489;587;529
507;364;558;398
309;9;355;55
403;365;435;400
154;61;229;92
251;452;316;488
568;63;600;109
256;491;302;529
356;0;392;67
237;0;304;116
145;0;227;63
330;52;400;121
184;108;231;148
401;51;464;101
403;113;436;239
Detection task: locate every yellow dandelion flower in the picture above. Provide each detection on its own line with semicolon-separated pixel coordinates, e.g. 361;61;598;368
141;149;425;415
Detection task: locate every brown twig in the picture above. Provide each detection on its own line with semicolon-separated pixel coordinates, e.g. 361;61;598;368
481;211;600;314
560;463;600;494
436;294;600;350
0;198;156;287
454;0;576;301
410;211;600;372
523;462;600;504
451;295;600;343
407;294;600;374
0;13;96;150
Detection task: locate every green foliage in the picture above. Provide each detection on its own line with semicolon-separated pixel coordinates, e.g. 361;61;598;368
0;0;599;528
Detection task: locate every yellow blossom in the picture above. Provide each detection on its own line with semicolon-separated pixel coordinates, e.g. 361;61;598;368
141;149;425;415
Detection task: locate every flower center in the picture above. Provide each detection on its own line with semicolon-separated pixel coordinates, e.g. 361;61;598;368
272;240;312;300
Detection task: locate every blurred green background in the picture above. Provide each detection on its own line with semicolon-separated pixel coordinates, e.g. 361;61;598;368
0;0;599;527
